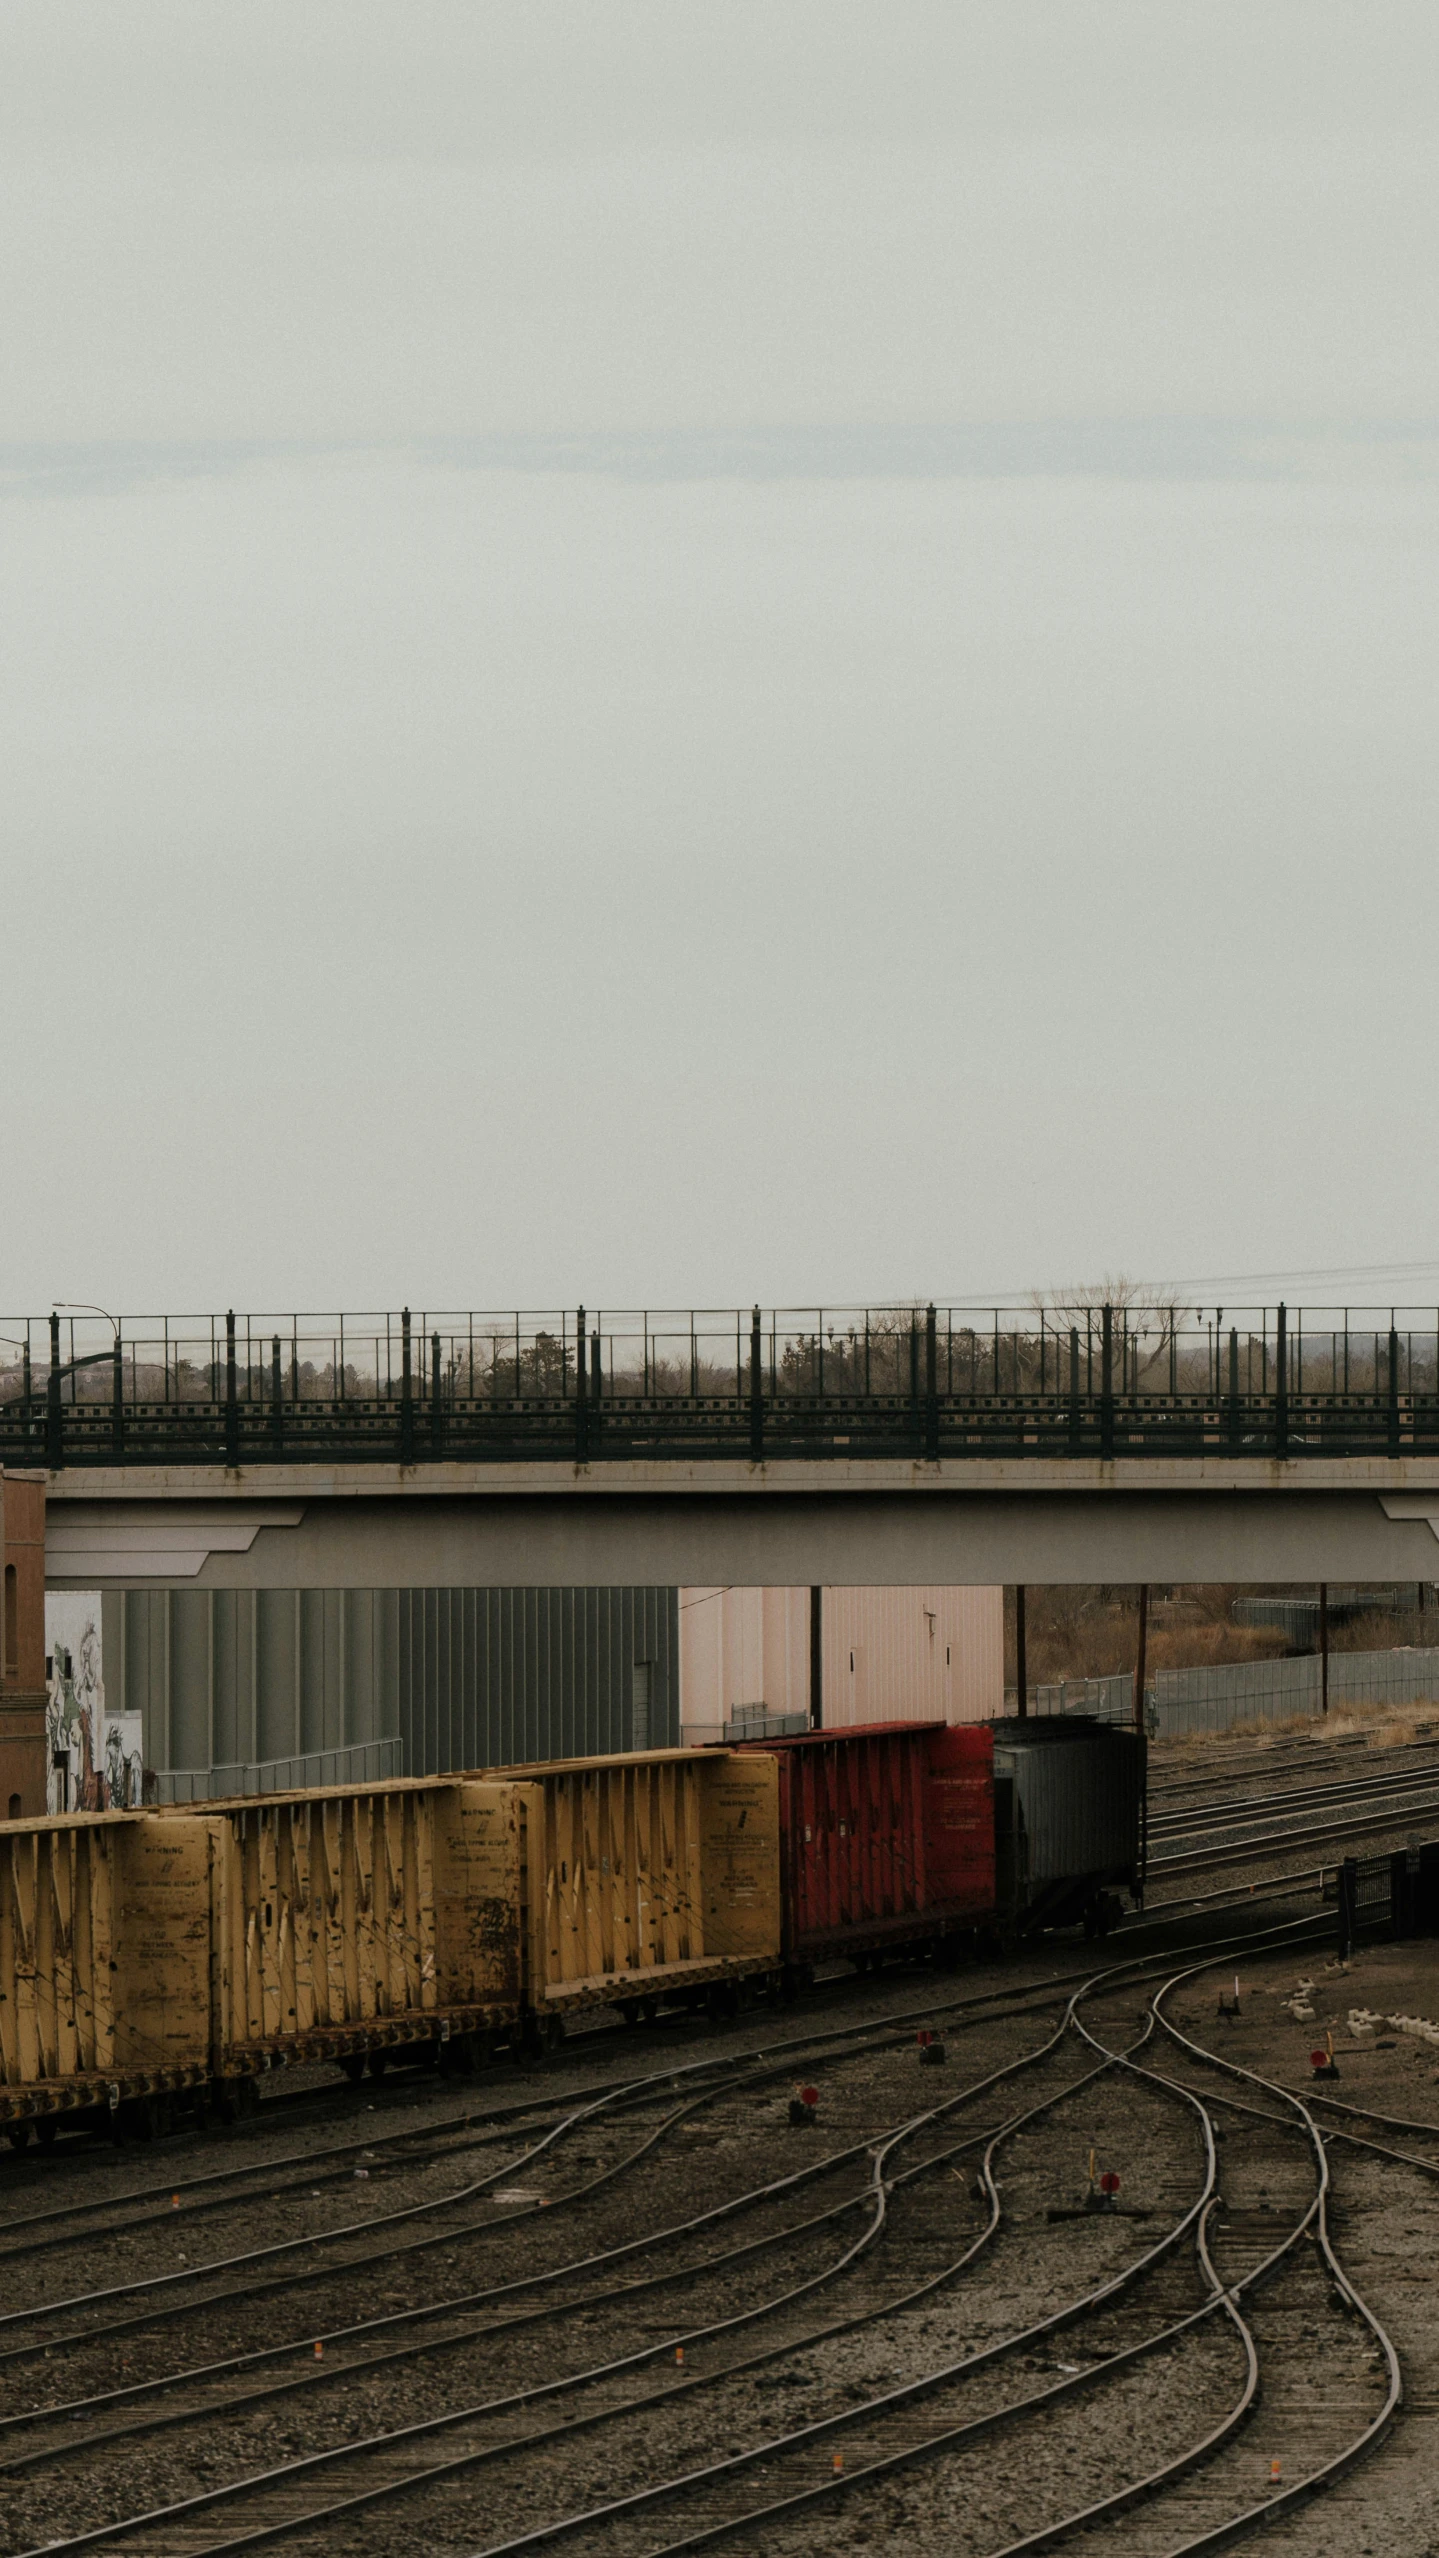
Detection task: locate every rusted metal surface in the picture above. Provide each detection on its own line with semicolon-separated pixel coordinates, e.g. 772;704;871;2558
492;1747;781;2015
0;1776;530;2122
0;1809;214;2119
205;1778;526;2074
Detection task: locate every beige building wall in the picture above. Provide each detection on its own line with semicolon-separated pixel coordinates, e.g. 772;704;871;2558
679;1584;1004;1742
679;1586;810;1743
823;1584;1004;1727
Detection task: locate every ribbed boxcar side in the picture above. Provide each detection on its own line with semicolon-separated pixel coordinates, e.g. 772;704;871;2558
205;1779;526;2085
0;1811;217;2128
493;1747;781;2022
735;1721;997;1966
920;1722;998;1915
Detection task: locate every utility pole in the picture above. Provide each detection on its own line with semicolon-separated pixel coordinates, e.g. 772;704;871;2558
1320;1581;1329;1717
1133;1584;1149;1733
1015;1585;1028;1719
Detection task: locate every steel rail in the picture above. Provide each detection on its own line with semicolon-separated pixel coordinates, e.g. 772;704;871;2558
1291;2085;1439;2137
1138;1964;1403;2549
1147;1736;1432;1800
1151;1793;1439;1874
0;1915;1339;2558
0;1974;1097;2444
1149;1759;1439;1832
5;2008;1112;2556
0;2088;729;2369
431;1960;1277;2558
0;1923;1336;2558
1143;1864;1327;1914
116;1925;1335;2558
594;1935;1361;2558
1;1998;1136;2478
1147;1735;1380;1792
0;2069;695;2332
0;1967;1079;2265
0;1975;1086;2381
0;2101;592;2264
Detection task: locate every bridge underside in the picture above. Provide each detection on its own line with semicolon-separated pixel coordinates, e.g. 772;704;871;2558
39;1459;1439;1588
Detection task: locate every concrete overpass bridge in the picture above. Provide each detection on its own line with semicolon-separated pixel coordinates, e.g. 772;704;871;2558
6;1301;1439;1591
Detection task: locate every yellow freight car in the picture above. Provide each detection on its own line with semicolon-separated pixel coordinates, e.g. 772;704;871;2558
0;1777;530;2132
0;1747;782;2136
0;1810;215;2135
202;1776;529;2098
492;1747;781;2032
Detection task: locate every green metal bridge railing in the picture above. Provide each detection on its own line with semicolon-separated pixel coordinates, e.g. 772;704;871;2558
3;1301;1437;1467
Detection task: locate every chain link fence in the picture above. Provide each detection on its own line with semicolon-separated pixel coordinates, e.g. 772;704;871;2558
1016;1646;1439;1738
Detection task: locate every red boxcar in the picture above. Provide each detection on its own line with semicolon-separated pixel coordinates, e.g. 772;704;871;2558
732;1721;996;1969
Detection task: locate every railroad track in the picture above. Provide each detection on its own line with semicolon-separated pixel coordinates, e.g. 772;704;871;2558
0;1971;1101;2551
4;1907;1404;2558
1150;1754;1439;1835
0;1883;1427;2558
1149;1727;1439;1802
0;1970;1109;2482
1147;1757;1439;1878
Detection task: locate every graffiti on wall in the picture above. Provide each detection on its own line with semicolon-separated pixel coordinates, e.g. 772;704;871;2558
44;1594;145;1813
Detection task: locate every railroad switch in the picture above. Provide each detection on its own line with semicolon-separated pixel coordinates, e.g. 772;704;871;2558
917;2030;947;2067
1217;1975;1241;2022
789;2085;819;2127
1048;2165;1149;2222
1310;2036;1341;2082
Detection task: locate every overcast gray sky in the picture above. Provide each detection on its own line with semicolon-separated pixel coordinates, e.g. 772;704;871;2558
5;3;1439;1319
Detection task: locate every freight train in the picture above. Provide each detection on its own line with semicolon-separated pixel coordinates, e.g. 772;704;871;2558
0;1714;1142;2143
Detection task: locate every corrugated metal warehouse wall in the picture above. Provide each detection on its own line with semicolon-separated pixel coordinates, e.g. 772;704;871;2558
107;1587;678;1780
394;1588;677;1770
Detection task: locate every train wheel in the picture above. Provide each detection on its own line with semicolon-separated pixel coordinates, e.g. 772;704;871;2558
5;2123;30;2151
366;2052;388;2081
34;2117;58;2149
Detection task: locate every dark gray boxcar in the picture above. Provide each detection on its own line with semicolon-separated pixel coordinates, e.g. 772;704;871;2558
991;1716;1146;1934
